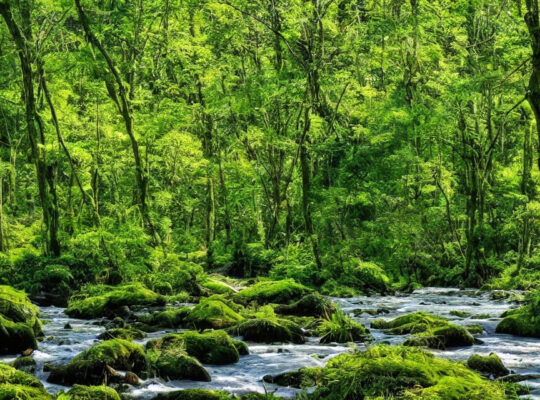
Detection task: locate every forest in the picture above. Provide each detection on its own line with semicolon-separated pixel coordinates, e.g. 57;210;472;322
0;0;539;399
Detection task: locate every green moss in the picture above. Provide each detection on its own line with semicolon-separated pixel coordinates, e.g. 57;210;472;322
317;310;371;344
320;279;361;298
10;356;36;374
371;311;448;334
229;318;305;344
186;298;243;329
233;339;249;355
466;324;484;335
0;384;54;400
66;284;165;319
496;306;540;338
200;279;235;295
309;345;511;400
467;353;509;377
235;279;311;305
0;363;42;388
340;260;390;293
152;389;232;400
404;324;475;349
47;339;146;385
0;286;42;354
263;367;323;388
450;310;471;318
147;331;242;365
56;385;121;400
147;347;210;382
275;293;336;318
97;327;146;341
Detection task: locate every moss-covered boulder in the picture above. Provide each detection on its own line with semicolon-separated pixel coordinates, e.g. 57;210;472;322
65;284;165;319
496;306;540;338
317;311;371;344
308;345;513;400
200;278;235;295
98;327;146;341
152;389;231;400
0;286;42;354
10;356;36;374
147;331;244;365
47;339;146;385
0;363;53;400
467;353;509;377
235;279;311;305
147;346;210;382
230;318;305;344
140;307;190;330
263;367;323;388
371;311;448;334
339;260;390;294
186;297;243;329
275;293;335;318
404;324;475;349
56;385;121;400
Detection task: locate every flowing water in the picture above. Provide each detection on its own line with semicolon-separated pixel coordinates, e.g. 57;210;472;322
2;288;539;399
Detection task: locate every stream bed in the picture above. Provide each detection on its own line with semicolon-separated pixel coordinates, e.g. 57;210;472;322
3;288;540;399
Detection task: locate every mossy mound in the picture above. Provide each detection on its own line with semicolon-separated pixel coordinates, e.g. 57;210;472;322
147;330;244;365
98;327;146;341
496;306;540;338
147;346;210;382
340;260;390;294
0;286;42;354
467;353;509;377
404;324;475;349
186;297;243;329
47;339;146;385
0;363;53;400
229;318;305;344
317;311;371;344
11;356;36;374
371;311;448;334
235;279;311;305
56;385;121;400
275;293;336;318
450;310;471;318
146;307;191;329
152;389;231;400
200;278;235;295
309;345;514;400
65;284;165;319
263;367;323;388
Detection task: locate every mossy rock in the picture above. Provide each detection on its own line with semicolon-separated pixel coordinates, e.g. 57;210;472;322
10;356;36;374
148;307;191;329
318;312;370;344
47;339;146;385
263;367;323;388
147;330;243;365
148;347;210;382
66;284;165;319
0;363;52;400
235;279;311;305
200;279;235;295
309;345;512;400
56;385;121;400
466;324;484;335
275;294;336;318
186;298;243;329
404;324;475;349
467;353;509;377
0;286;42;354
229;318;305;344
450;310;471;318
0;384;54;400
98;327;146;341
371;311;448;334
496;306;540;338
152;389;232;400
233;339;249;355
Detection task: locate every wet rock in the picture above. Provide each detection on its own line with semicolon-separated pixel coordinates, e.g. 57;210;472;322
63;323;72;330
404;324;475;349
58;384;122;400
124;371;140;385
11;356;36;374
467;353;509;377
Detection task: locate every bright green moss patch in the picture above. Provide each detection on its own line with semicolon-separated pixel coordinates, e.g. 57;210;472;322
56;385;121;400
263;367;323;388
229;317;305;344
309;345;513;400
467;353;509;377
404;324;475;349
66;284;165;319
496;305;540;338
235;279;311;305
339;260;391;294
0;286;42;354
186;297;243;329
275;293;336;318
97;327;146;341
10;356;36;374
0;363;42;388
0;363;52;400
450;310;471;318
317;310;371;344
146;346;210;382
371;311;448;334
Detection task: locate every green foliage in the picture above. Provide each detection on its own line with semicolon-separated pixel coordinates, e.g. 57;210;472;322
317;310;371;344
235;279;311;305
